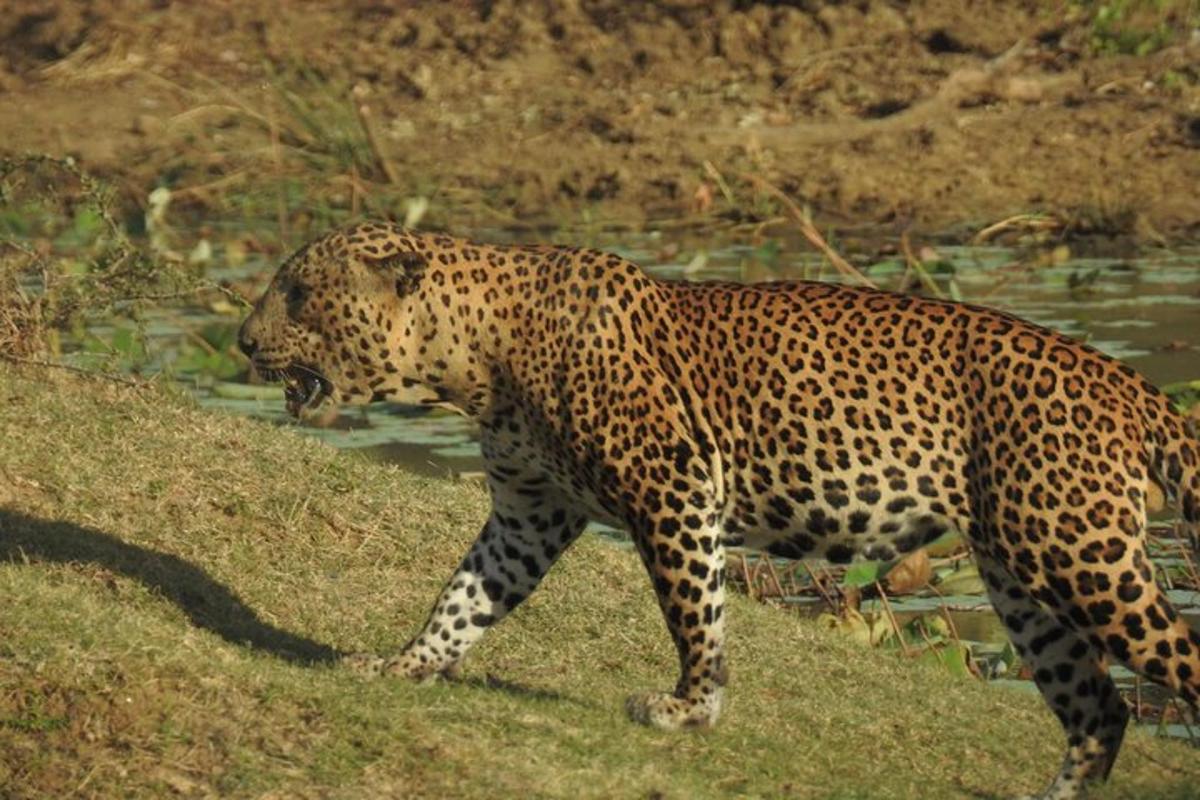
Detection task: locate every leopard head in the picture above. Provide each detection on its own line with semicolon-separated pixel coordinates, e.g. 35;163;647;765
238;225;429;417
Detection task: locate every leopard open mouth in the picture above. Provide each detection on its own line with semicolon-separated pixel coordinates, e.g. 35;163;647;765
257;363;333;417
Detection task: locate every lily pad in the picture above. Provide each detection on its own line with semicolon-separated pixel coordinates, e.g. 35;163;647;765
1162;379;1200;412
843;561;888;589
817;608;893;647
917;641;975;679
934;562;986;596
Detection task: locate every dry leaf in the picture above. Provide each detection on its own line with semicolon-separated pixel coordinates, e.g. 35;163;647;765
885;548;932;594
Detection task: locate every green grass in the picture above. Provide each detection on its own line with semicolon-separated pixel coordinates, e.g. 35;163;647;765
1075;0;1200;55
0;364;1197;798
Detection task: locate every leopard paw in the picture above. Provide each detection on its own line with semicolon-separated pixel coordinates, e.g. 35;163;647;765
625;689;722;730
341;650;460;683
381;653;462;683
340;651;386;677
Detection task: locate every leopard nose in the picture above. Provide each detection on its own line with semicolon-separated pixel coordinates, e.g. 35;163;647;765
237;323;258;358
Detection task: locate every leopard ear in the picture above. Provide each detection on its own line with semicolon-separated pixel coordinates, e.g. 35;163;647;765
365;251;427;297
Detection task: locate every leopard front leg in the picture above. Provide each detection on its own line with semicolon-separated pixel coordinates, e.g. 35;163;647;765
625;502;728;730
346;478;586;680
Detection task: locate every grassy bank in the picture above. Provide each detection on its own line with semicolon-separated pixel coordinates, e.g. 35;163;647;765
0;363;1196;799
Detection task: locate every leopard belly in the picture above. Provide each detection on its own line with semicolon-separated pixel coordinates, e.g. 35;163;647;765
721;470;967;563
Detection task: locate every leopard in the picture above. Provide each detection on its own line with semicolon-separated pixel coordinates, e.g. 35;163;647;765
238;221;1200;800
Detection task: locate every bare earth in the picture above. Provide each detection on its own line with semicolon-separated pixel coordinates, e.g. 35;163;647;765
2;0;1199;241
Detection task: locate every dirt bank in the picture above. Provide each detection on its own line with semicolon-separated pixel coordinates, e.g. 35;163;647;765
2;0;1198;242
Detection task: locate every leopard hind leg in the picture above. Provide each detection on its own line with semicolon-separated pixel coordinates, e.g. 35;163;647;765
975;551;1129;800
1062;535;1200;710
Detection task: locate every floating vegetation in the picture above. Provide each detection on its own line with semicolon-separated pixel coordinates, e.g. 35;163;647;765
1163;379;1200;414
727;521;1200;741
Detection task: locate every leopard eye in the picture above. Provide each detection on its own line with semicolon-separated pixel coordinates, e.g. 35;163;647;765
285;282;310;319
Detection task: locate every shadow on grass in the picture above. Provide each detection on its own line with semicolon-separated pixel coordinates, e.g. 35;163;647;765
472;672;570;704
0;508;340;664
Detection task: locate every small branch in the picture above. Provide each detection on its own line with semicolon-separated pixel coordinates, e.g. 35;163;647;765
703;161;739;210
737;172;875;288
1174;535;1200;590
113;280;252;308
926;581;964;647
739;553;756;602
0;353;148;387
801;560;838;613
354;95;400;185
900;231;944;299
762;557;787;599
971;213;1062;245
875;581;912;656
0;238;48;265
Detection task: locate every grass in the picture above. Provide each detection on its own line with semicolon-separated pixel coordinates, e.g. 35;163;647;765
1077;0;1200;55
0;364;1198;799
160;68;454;240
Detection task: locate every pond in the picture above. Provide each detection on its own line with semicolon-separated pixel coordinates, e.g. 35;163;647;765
74;229;1200;740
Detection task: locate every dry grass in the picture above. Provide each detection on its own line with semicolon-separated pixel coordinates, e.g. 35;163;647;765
0;251;43;358
0;363;1197;799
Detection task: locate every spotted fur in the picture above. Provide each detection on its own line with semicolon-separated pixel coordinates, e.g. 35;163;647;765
239;222;1200;800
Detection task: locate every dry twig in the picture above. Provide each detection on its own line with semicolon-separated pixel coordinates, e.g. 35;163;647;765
0;353;148;387
875;581;912;657
738;173;875;288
